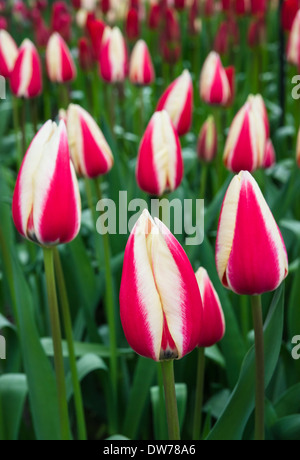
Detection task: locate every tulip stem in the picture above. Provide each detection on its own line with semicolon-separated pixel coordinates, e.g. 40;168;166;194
21;98;26;157
161;360;181;441
94;178;118;405
200;164;208;199
192;347;205;440
53;248;87;441
43;247;70;441
251;294;265;441
12;96;22;169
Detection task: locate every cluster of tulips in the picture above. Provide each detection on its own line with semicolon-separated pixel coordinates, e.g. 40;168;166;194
0;0;299;443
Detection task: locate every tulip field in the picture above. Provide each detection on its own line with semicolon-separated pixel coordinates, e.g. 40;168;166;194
1;0;300;443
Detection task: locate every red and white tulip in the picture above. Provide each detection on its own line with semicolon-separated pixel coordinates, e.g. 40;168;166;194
12;120;81;247
196;268;225;348
46;32;77;83
262;139;276;169
120;209;203;361
0;30;18;78
156;69;193;136
129;39;155;86
10;39;42;98
99;26;128;83
199;52;234;107
287;9;300;68
216;171;288;295
65;103;114;178
136;110;183;196
197;116;218;163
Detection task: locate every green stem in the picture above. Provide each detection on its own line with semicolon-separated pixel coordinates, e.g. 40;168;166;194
199;163;208;199
140;86;144;138
53;248;87;441
31;98;38;134
21;97;26;157
160;360;180;441
12;96;22;169
0;391;5;440
251;295;265;441
43;247;70;441
94;178;118;404
0;227;19;327
192;347;205;440
59;84;70;110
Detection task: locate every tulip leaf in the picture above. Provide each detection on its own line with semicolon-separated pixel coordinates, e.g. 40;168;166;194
287;261;300;339
271;415;300;440
274;383;300;418
0;374;28;440
105;435;130;440
206;285;284;440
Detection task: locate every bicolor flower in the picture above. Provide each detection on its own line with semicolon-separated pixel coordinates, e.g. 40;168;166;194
287;9;300;68
199;52;234;107
196;268;225;348
46;32;77;83
223;95;267;173
136;110;183;196
281;0;299;31
120;209;203;361
65;103;114;178
262;139;276;169
197;116;218;163
99;26;128;83
156;70;193;137
10;39;42;98
0;30;18;78
129;39;155;86
12;120;81;247
216;171;288;295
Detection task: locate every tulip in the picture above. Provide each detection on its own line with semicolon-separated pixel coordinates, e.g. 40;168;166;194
120;209;203;361
262;139;276;169
65;103;114;178
46;32;77;83
223;95;267;173
136;110;183;196
287;10;300;68
78;37;94;71
281;0;300;31
148;3;161;29
0;16;7;30
166;8;180;41
99;27;128;83
250;0;267;15
197;116;218;163
196;268;225;348
72;0;81;9
174;0;185;10
126;7;140;40
86;17;106;60
297;127;300;167
199;52;234;107
129;39;155;86
235;0;251;15
0;30;19;78
161;34;181;64
10;39;42;98
51;1;72;42
215;171;288;296
203;0;215;16
248;17;266;48
12;120;81;247
101;0;110;14
156;70;193;136
32;11;51;48
214;21;240;56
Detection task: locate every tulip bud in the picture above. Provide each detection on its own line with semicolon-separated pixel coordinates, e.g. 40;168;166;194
78;37;94;71
287;10;300;68
216;171;288;295
250;0;267;15
174;0;185;10
195;268;225;348
99;27;128;83
86;17;106;60
223;95;267;173
262;139;276;169
0;16;7;30
248;17;266;48
166;8;180;41
203;0;215;17
129;39;155;86
51;1;72;42
65;104;114;178
148;3;161;29
120;209;203;361
126;7;140;40
0;30;18;78
136;111;183;196
199;52;234;107
101;0;110;14
46;32;77;83
10;39;42;98
296;127;300;167
156;70;193;136
197;116;218;162
12;120;81;247
161;34;181;64
281;0;300;31
235;0;251;15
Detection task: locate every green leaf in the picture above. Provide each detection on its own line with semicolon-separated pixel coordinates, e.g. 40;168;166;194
272;415;300;440
0;374;27;440
275;383;300;418
105;435;130;440
122;357;156;439
0;314;16;331
206;286;285;440
41;338;132;359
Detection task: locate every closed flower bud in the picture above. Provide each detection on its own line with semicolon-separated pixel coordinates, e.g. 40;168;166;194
129;39;155;86
197;116;218;162
287;10;300;68
136;110;183;196
200;52;234;107
281;0;299;31
65;103;114;178
86;17;106;60
46;32;77;83
126;7;140;40
10;39;42;98
148;3;161;29
250;0;267;15
120;209;203;361
262;139;276;169
156;70;193;136
223;95;267;173
78;37;94;71
51;1;72;42
0;30;18;78
196;268;225;348
12;120;81;247
248;17;266;48
216;171;288;295
99;27;128;83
